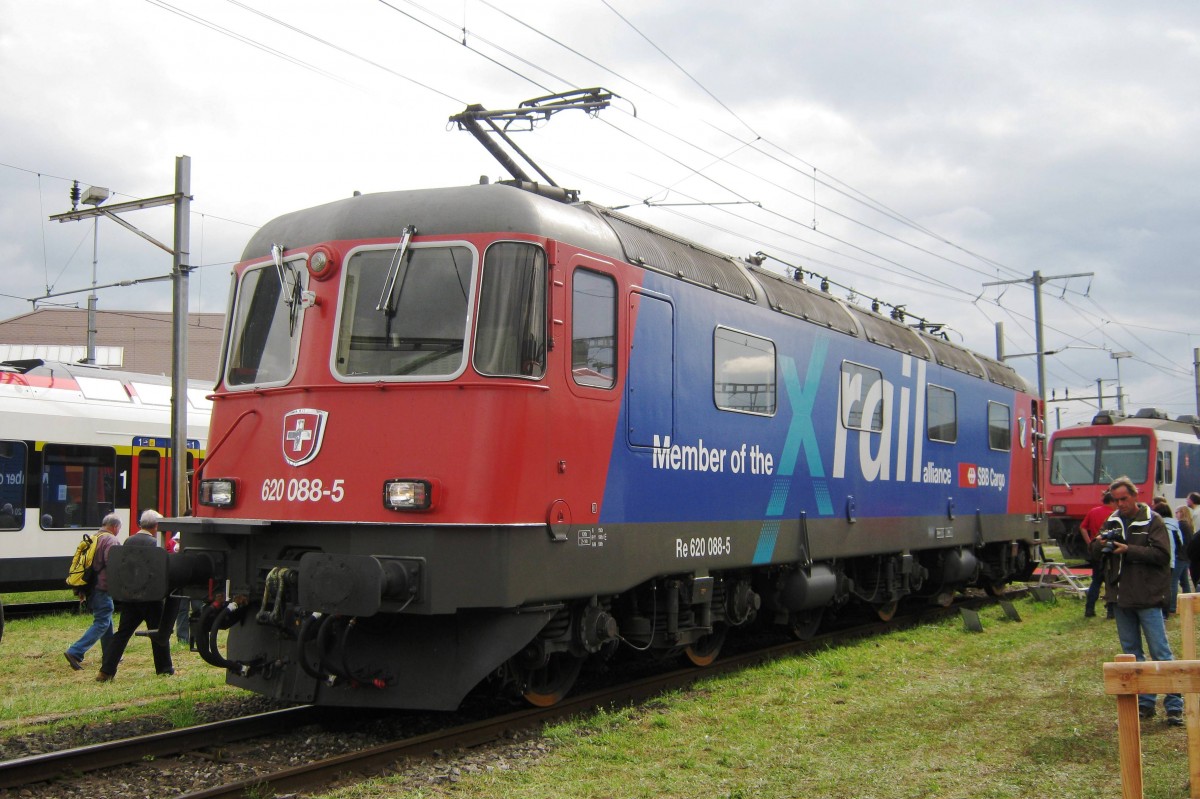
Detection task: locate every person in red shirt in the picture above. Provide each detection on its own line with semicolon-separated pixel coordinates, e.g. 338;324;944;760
1080;491;1115;618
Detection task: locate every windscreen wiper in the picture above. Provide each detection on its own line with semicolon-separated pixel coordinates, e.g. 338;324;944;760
377;226;416;314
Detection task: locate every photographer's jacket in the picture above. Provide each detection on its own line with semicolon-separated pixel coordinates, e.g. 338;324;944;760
1089;502;1171;609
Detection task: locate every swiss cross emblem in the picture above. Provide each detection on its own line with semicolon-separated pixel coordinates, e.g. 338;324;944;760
282;408;328;467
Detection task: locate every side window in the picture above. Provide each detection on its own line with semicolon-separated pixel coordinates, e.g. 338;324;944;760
840;362;884;432
474;242;547;378
227;261;306;386
1157;450;1174;485
40;444;116;529
0;440;27;530
927;384;957;443
714;327;776;415
988;401;1012;452
572;269;616;388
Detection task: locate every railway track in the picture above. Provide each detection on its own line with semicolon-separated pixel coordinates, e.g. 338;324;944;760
0;600;80;620
0;706;323;790
0;589;1021;798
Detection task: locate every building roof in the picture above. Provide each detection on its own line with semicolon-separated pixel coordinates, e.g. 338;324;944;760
0;308;224;382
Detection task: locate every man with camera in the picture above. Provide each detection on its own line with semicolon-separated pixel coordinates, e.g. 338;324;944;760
1090;476;1183;726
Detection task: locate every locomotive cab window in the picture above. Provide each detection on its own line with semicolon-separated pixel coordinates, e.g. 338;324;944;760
840;362;884;432
227;259;306;387
335;244;475;379
0;440;26;530
40;444;115;529
926;384;957;443
714;327;776;415
572;269;616;388
987;401;1011;451
474;242;547;379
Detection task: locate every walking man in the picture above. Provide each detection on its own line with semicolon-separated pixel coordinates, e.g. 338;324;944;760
1091;476;1183;726
96;510;174;680
64;513;122;670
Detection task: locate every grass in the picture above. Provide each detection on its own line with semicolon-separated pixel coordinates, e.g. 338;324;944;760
0;603;236;737
322;595;1195;799
2;582;1193;798
2;588;77;604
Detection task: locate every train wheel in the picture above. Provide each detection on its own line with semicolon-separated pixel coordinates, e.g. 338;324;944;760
789;609;824;641
933;590;955;608
684;625;728;667
875;600;899;622
521;653;585;707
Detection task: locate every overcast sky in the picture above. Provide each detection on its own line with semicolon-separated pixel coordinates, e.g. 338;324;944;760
1;1;1197;429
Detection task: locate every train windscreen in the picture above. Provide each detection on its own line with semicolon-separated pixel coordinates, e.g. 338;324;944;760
335;245;474;378
1050;434;1149;486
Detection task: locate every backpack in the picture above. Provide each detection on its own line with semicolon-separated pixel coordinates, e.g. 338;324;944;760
66;533;100;592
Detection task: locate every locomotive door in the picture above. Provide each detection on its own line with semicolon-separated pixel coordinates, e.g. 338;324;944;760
1030;399;1046;516
626;290;674;447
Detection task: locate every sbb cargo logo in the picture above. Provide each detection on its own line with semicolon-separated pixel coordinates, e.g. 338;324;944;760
958;463;978;488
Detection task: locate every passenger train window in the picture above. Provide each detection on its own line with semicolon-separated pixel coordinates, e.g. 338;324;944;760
137;450;161;520
714;327;776;415
227;261;306;387
571;269;616;388
988;401;1011;451
335;246;474;379
40;444;115;529
474;242;547;378
0;440;26;530
926;385;957;443
840;362;884;432
1157;450;1174;485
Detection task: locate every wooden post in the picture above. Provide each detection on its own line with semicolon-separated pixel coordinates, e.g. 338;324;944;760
1103;600;1200;799
1112;653;1143;799
1181;593;1200;796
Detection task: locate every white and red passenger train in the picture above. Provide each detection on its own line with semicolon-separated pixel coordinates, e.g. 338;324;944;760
0;359;208;593
1047;408;1200;558
111;179;1047;709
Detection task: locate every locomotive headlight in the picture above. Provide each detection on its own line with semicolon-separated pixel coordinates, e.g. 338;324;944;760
1050;504;1067;514
306;245;339;281
199;479;236;507
383;479;432;511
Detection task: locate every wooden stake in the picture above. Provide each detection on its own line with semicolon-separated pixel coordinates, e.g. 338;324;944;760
1113;653;1143;799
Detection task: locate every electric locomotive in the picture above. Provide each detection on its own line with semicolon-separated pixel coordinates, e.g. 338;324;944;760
110;179;1046;710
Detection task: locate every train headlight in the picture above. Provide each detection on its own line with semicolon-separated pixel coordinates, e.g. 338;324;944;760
199;479;237;508
1050;505;1067;514
383;479;432;511
307;245;339;281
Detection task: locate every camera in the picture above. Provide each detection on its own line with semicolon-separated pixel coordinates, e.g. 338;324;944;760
1099;529;1126;554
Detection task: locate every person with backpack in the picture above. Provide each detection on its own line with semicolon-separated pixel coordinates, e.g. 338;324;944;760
96;510;174;680
63;514;122;671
